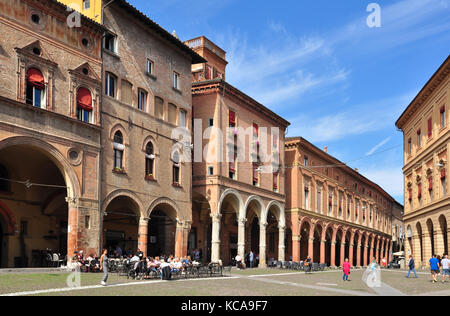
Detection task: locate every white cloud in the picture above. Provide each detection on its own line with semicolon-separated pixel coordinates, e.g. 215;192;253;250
366;137;392;156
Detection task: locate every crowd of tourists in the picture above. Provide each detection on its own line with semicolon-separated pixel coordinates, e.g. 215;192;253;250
406;253;450;283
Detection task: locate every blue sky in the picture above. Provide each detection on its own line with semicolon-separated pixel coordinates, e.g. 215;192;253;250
131;0;450;203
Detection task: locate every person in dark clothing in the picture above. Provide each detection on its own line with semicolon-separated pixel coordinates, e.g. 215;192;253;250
406;255;418;278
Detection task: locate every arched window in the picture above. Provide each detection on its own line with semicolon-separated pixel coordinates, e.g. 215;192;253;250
172;151;180;186
26;68;45;108
76;87;93;123
0;164;10;192
145;142;155;179
113;131;124;171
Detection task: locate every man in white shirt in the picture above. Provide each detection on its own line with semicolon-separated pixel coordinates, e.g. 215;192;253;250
235;254;243;269
441;254;450;283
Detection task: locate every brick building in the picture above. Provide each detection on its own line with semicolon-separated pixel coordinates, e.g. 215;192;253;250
396;56;450;268
0;0;104;267
186;36;290;266
285;137;399;267
100;0;204;259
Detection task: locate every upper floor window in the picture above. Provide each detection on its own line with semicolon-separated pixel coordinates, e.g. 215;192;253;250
179;109;187;128
138;89;147;111
304;156;309;167
76;87;93;123
172;152;181;186
26;68;45;108
113;131;124;171
417;129;422;148
173;72;179;90
145;142;155;179
441;169;447;197
168;103;177;125
146;59;154;75
408;138;412;155
229;110;236;128
252;163;260;187
441;106;446;128
104;33;117;54
428;118;432;138
83;0;90;10
316;188;322;213
121;80;133;105
105;72;117;98
155;97;164;120
304;186;310;210
273;172;279;192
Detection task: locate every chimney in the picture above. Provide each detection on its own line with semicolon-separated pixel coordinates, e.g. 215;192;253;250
355;168;359;173
324;146;328;153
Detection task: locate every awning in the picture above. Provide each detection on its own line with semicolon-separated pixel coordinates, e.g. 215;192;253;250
77;87;93;111
27;68;45;89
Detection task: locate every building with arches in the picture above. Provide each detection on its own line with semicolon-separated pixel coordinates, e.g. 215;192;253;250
396;56;450;268
0;0;104;267
285;137;400;267
186;36;291;266
100;0;204;259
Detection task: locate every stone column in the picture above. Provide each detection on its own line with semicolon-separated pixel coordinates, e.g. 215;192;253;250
435;226;446;256
413;235;422;268
330;240;336;267
292;235;300;262
340;242;346;267
364;239;369;267
278;225;286;262
380;239;385;263
423;233;432;266
320;239;326;264
238;218;247;259
308;235;315;260
259;222;268;268
138;217;149;257
376;238;380;263
210;213;222;263
369;239;375;263
182;221;192;258
66;197;79;264
356;243;362;267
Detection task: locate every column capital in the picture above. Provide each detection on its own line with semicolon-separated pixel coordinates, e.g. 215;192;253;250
278;225;286;231
238;218;247;225
321;240;327;244
260;222;268;228
309;238;315;242
65;196;78;206
139;217;150;225
210;213;222;222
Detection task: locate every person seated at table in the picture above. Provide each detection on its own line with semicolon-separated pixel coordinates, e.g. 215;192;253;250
130;253;140;264
160;259;172;280
172;258;183;273
235;254;245;270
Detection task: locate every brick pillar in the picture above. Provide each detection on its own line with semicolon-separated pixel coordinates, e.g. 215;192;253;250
66;197;79;264
320;239;326;264
356;244;362;267
238;218;246;259
340;242;346;267
175;221;184;258
278;225;286;262
369;239;375;263
330;241;336;267
376;238;380;263
138;217;149;257
292;235;300;262
349;243;354;267
364;244;369;267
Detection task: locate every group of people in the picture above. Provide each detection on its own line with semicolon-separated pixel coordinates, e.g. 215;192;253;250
406;254;450;283
234;251;260;269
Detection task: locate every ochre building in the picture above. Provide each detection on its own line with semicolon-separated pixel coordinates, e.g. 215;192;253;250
285;138;400;267
396;56;450;268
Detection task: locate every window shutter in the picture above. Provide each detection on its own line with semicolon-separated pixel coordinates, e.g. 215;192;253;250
428;118;432;137
441;169;446;180
418;183;422;199
229;110;236;125
253;164;258;182
428;178;433;191
27;68;45;89
273;173;278;190
77;87;93;111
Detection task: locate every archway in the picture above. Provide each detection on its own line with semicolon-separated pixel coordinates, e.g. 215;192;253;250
324;226;333;266
191;192;211;264
426;219;435;257
416;222;424;263
439;215;448;255
344;230;351;262
266;208;280;262
244;197;263;266
360;234;366;266
148;201;179;258
103;195;140;256
218;190;241;264
299;221;311;260
335;229;343;266
0;143;73;267
313;225;322;263
353;233;359;266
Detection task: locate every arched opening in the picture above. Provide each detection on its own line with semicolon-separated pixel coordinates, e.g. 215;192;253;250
191;192;211;264
219;192;240;265
245;199;263;266
416;223;424;263
26;67;45;108
266;208;280;263
148;203;178;258
344;231;351;262
335;229;343;266
113;131;124;171
439;215;448;255
360;235;366;266
324;227;333;266
299;221;311;261
426;219;435;256
0;144;69;267
313;225;322;263
103;196;140;256
353;233;359;266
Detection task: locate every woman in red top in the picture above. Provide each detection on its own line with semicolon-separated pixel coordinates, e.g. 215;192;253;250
343;258;351;282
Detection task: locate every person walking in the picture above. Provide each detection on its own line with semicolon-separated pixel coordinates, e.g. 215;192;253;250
429;254;440;283
249;251;254;269
342;258;351;282
100;249;109;286
406;255;418;279
440;254;449;283
305;256;312;274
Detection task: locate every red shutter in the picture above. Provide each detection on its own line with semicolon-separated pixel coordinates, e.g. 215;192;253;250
229;111;236;125
229;162;235;173
441;106;445;114
253;163;258;182
418;183;422;199
329;196;332;207
428;118;432;138
77;87;93;111
428;178;433;191
273;173;278;190
253;123;259;137
441;168;446;180
408;189;412;201
27;68;45;89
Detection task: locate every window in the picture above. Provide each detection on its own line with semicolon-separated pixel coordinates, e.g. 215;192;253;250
168;103;177;125
428;118;432;138
76;87;93;123
417;129;422;148
138;89;147;111
179;109;187;128
173;72;179;90
442;169;447;197
145;142;155;178
229;110;236;128
85;216;90;229
304;186;310;210
273;172;279;192
205;65;213;80
208;167;214;176
328;192;333;215
304;156;309;167
408;138;412;155
104;33;117;53
441;106;446;128
172;152;180;186
155;97;164;119
121;80;133;105
83;0;90;10
25;68;45;108
113;131;124;171
253;163;259;186
208;118;214;127
105;72;117;98
146;59;154;75
317;188;322;213
20;221;28;236
0;164;10;192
